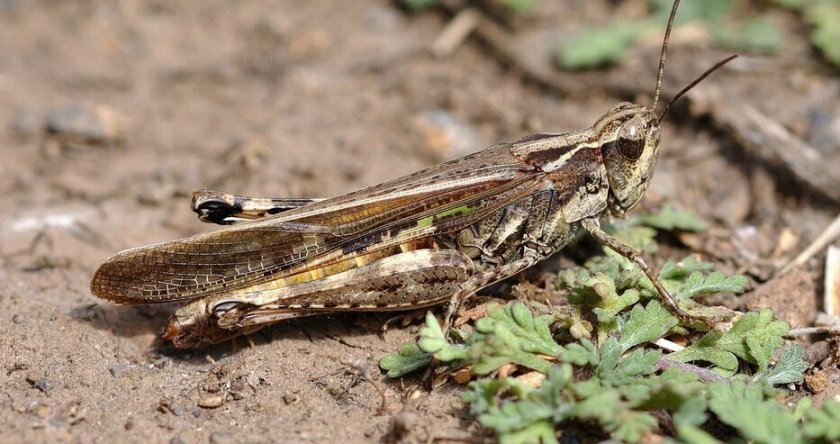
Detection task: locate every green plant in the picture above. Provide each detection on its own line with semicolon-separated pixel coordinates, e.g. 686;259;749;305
380;206;833;442
773;0;840;68
558;0;785;69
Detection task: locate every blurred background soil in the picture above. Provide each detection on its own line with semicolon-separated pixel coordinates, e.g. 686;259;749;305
1;0;838;442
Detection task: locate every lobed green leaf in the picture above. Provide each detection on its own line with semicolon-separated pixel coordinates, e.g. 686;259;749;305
470;302;563;374
669;309;789;374
803;400;840;441
674;271;748;301
378;343;433;377
619;301;679;350
417;311;469;362
707;382;801;444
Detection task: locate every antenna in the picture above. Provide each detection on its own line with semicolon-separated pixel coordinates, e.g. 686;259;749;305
657;54;738;124
652;0;681;111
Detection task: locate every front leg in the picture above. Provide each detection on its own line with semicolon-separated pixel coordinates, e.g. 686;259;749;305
581;217;703;324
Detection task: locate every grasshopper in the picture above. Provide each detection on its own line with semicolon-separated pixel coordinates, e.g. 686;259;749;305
91;0;735;348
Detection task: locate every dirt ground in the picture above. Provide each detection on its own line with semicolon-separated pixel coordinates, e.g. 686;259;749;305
1;1;839;443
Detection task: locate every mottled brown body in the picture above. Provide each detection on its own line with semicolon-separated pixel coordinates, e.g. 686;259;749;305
91;103;666;347
90;0;733;348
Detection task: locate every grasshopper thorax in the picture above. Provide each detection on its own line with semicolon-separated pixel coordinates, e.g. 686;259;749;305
594;103;660;217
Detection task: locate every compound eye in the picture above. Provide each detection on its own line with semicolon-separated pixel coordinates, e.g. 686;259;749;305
617;123;646;160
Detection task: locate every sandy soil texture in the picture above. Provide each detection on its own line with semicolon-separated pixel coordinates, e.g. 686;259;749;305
1;1;838;442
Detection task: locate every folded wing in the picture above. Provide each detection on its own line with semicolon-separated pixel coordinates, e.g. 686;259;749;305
91;144;546;303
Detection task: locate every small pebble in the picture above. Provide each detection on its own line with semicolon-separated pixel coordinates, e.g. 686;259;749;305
108;363;133;378
197;395;224;409
804;370;828;393
209;432;235;444
25;373;51;394
45;103;121;145
168;401;186;418
282;392;299;405
412;109;484;161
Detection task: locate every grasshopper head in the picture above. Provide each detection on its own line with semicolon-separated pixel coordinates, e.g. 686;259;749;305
595;103;661;217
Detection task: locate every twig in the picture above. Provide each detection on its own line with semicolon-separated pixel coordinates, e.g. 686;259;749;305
690;83;840;203
433;8;481;58
785;325;840;337
438;0;584;96
654;338;685;353
655;358;731;383
824;244;839;316
310;356;388;414
779;213;840;274
345;356;388;414
435;0;729;103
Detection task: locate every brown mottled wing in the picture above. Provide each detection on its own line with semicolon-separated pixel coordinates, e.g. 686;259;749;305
91;144;548;304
